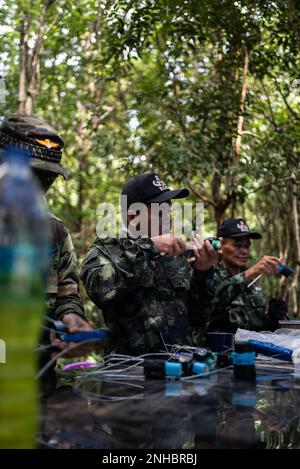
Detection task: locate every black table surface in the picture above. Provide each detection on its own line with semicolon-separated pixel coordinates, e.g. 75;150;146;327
40;361;300;449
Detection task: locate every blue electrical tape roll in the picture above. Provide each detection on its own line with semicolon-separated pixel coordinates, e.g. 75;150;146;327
192;362;209;375
231;351;256;366
164;361;182;377
249;339;293;362
61;329;109;343
277;263;294;278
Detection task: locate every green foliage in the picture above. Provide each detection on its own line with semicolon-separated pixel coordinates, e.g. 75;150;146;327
0;0;299;313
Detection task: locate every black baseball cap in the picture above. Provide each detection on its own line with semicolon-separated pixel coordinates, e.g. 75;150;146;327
122;173;189;208
217;218;261;239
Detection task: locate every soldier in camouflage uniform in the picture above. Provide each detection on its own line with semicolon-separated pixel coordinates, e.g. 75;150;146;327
81;172;219;355
0;114;92;387
205;218;288;333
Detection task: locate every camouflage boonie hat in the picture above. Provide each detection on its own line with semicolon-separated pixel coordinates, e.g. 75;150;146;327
0;114;71;179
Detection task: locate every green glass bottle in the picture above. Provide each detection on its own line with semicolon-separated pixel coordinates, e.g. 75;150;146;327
0;149;49;448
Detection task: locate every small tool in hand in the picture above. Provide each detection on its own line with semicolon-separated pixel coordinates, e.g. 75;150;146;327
51;319;109;343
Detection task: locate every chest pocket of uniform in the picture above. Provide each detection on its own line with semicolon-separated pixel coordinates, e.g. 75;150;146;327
163;257;191;291
46;248;59;294
248;294;264;311
168;274;190;290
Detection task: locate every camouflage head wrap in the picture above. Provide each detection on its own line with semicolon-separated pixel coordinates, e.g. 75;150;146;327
0;114;71;179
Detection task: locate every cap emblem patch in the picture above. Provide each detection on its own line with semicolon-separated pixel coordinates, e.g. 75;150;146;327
152;175;168;191
35;138;60;149
237;221;249;232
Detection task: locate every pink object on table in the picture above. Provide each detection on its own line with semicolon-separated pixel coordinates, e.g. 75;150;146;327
63;361;97;371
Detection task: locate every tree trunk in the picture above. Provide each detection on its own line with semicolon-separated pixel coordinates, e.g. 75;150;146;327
233;45;249;167
18;12;29;113
290;181;300;316
18;0;55;115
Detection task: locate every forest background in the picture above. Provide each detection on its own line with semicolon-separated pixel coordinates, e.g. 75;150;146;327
0;0;299;320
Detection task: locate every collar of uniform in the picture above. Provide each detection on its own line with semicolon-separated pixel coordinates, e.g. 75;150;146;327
217;261;247;277
94;236;119;246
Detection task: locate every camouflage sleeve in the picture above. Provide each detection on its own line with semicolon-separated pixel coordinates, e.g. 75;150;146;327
208;272;269;328
53;224;86;320
188;268;216;327
208;272;248;323
214;272;248;305
80;238;158;309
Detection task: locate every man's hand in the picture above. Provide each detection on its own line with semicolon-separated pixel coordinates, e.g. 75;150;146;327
61;313;92;333
151;234;186;257
191;236;219;272
51;313;95;358
244;256;281;283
